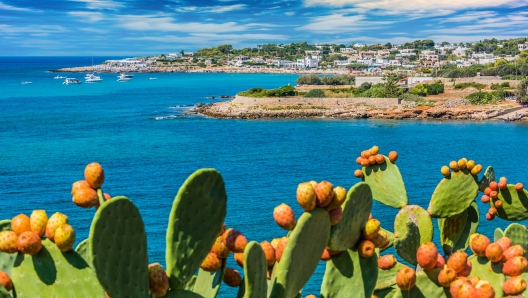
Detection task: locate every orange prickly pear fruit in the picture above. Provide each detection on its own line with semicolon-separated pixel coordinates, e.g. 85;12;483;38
361;150;370;159
435;254;445;269
0;271;12;292
201;253;222;272
474;280;495;298
416;242;439;270
449;278;467;297
481;195;490;203
223;268;241;287
470;234;490;257
494;200;502;208
218;223;226;237
503;256;528;277
496;237;511;251
211;236;230;259
309;180;317;187
503;244;525;261
485;243;503;262
503;276;527;295
455;280;477;298
30;210;48;237
447;251;468;273
0;231;18;254
354;169;364;178
328;207;342;226
84;162;105;189
489;181;498;191
356;156;363;165
369;146;379;155
270;238;281;249
361;159;370;167
489;191;498;199
233;252;244;268
72;185;99;208
467;276;480;286
148;263;169;297
326;186;347;210
296;182;316;212
466;160;475;170
485;213;494;221
375;154;385;164
273;204;296;230
368;156;376;165
388;151;398;163
261;241;276;267
71;180;91;195
358;240;375;258
371;230;389;248
223;229;247;253
46;212;68;241
441;166;450;177
488;208;498;216
378;255;397;270
314;181;334;207
498;181;507;190
437;268;457;287
54;224;76;252
458;158;467;170
321;248;331;261
470;164;482;175
515;183;524;191
362;219;380;240
484;187;491;196
449;160;459;171
17;231;42;255
275;237;288;262
11;214;31;236
396;267;416;290
500;176;507;183
458;260;472;277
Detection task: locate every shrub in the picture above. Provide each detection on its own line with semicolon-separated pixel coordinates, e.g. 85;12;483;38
400;93;425;102
296;74;355;85
304;89;326;98
423;81;444;95
410;84;427;96
238;85;297;98
454;82;486;90
296;74;321;85
466;90;505;105
492;82;511;90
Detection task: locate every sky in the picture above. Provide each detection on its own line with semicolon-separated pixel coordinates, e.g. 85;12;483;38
0;0;528;56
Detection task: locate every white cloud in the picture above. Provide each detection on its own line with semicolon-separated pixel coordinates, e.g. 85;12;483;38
175;4;246;13
0;2;38;12
421;12;528;34
70;0;124;10
285;11;295;16
0;24;67;34
298;14;393;33
68;11;104;22
127;33;288;44
440;11;497;23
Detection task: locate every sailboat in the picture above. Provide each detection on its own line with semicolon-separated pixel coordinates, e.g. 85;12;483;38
85;57;103;83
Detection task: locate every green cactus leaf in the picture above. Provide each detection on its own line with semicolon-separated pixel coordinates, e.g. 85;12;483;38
12;239;105;298
375;262;407;290
184;276;197;291
504;223;528;258
0;220;16;277
320;248;378;298
166;169;227;290
428;169;478;218
494;228;504;242
75;239;92;268
373;287;397;298
468;255;504;298
0;285;10;298
491;184;528;221
269;208;330;298
478;166;495;192
164;289;204;298
192;260;226;297
381;228;394;252
438;202;479;254
361;156;408;208
392;269;448;298
89;196;149;298
327;182;372;251
394;205;433;265
239;242;267;298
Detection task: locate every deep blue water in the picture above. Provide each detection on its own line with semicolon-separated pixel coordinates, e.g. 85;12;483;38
1;57;528;297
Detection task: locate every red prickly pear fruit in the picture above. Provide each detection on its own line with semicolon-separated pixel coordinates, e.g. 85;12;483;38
488;208;498;216
499;176;507;183
362;219;381;240
485;243;503;263
328;207;342;226
84;162;105;189
314;181;334;207
441;166;450;177
449;278;468;298
435;254;445;269
17;231;42;255
470;234;490;257
201;253;222;272
358;240;375;258
494;200;502;208
0;231;18;254
470;164;482;175
458;260;472;277
481;195;490;204
416;242;439;270
496;237;512;251
388;151;398;163
321;248;331;261
437;267;457;287
11;214;31;236
485;213;494;221
503;256;528;277
466;160;475;170
361;159;370;167
0;271;12;292
296;182;316;212
46;212;68;241
261;241;276;267
273;204;296;230
502;276;527;295
458;158;467;170
223;268;242;287
456;281;477;298
211;236;230;259
356;156;363;165
498;181;507;190
148;263;169;297
489;181;498;191
503;244;525;261
516;183;524;191
71;180;90;195
370;146;379;155
468;276;480;286
368;156;376;165
54;224;76;252
484;187;492;196
447;251;468;273
489;191;498;199
233;252;244;268
354;169;364;178
475;280;495;298
72;185;99;208
326;186;347;211
275;237;288;262
29;210;48;238
396;267;416;290
449;160;459;171
223;229;248;253
372;230;389;248
378;255;397;270
218;223;226;237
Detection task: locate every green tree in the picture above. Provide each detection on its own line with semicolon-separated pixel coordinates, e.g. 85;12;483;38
516;79;528;103
217;44;233;55
180;50;185;56
382;73;400;97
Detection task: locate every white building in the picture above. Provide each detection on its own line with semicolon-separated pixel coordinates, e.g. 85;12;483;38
354;43;367;48
357;59;373;65
453;47;469;57
305;55;319;68
421;50;436;55
400;49;417;57
389;60;401;66
340;48;356;54
518;43;528;51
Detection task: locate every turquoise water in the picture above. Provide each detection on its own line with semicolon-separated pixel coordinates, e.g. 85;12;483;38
1;57;528;296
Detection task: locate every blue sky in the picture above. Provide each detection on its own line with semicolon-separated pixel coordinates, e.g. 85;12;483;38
1;0;527;55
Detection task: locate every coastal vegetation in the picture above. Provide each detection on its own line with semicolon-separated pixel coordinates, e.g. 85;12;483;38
410;81;445;96
454;82;487;90
238;85;297;98
515;79;528;103
465;90;506;105
304;89;326;98
296;74;355;85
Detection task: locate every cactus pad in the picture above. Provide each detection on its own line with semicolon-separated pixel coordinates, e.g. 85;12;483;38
0;286;9;298
375;262;407;290
237;241;267;298
362;156;408;208
89;196;149;298
75;239;92;267
438;202;479;254
392;269;447;298
492;184;528;221
0;220;16;276
12;239;105;297
394;205;433;265
320;248;378;298
478;166;495;192
166;169;227;290
468;255;504;298
504;223;528;257
327;182;372;251
192;260;226;297
373;287;397;298
428;169;478;218
494;228;504;242
269;208;330;298
164;290;205;298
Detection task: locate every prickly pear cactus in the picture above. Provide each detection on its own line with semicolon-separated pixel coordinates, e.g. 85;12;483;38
237;241;267;298
494;228;504;242
166;169;227;290
380;228;394;252
392;269;447;298
12;239;105;297
393;205;433;265
504;223;528;257
89;196;149;298
192;260;226;297
373;287;397;298
75;239;92;267
0;220;16;276
492;184;528;220
438;202;479;254
269;208;330;298
468;255;504;298
327;182;372;251
428;169;478;218
361;156;408;208
375;262;407;291
320;248;378;298
478;166;495;192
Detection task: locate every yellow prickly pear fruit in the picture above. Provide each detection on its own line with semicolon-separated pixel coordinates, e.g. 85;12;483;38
466;160;475;170
369;146;379;156
270;238;281;249
441;166;450;177
11;214;31;236
309;180;317;188
84;162;105;189
371;230;389;248
326;186;347;210
296;182;316;212
314;181;334;208
148;263;169;297
458;158;467;170
471;164;483;175
46;212;68;241
449;161;459;171
0;231;18;254
54;224;76;252
30;210;48;238
201;253;222;272
17;231;42;255
223;268;242;287
362;219;381;240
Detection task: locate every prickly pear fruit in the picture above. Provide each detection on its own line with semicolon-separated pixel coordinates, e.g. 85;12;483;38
475;280;495;298
466;160;475;170
261;241;276;267
71;180;90;195
54;224;75;252
416;242;439;270
494;200;503;209
489;208;498;216
396;267;416;290
270;238;281;249
358;240;375;258
46;212;68;241
356;157;363;165
457;158;467;170
372;230;389;248
223;268;241;287
481;195;490;204
0;271;12;292
496;237;512;251
321;249;331;261
455;280;477;298
490;191;498;199
17;231;42;255
201;252;222;272
441;166;450;177
273;204;296;230
503;276;527;295
148;263;169;297
471;164;482;175
275;237;288;262
449;161;459;171
11;214;31;236
503;244;525;262
485;243;503;263
378;255;397;270
388;151;398;163
437;268;457;287
84;162;105;189
218;223;227;237
468;276;480;286
375;154;385;164
223;229;247;253
314;181;334;207
370;146;379;155
72;185;98;208
29;210;48;238
361;159;370;167
449;278;467;298
485;213;494;221
503;256;528;277
326;186;347;210
0;231;18;254
447;251;468;273
489;181;498;191
368;156;376;165
458;260;472;277
297;182;316;212
234;252;244;268
470;234;490;257
361;150;370;159
516;183;524;191
498;181;507;190
484;187;492;196
211;236;230;259
328;207;342;226
435;254;445;269
354;169;364;178
362;219;381;240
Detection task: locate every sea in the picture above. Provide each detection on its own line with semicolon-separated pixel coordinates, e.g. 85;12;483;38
1;56;528;297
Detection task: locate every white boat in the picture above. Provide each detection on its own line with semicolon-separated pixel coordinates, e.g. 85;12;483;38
63;78;82;84
21;81;32;84
54;75;66;79
85;73;103;83
117;73;133;82
149;77;157;80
